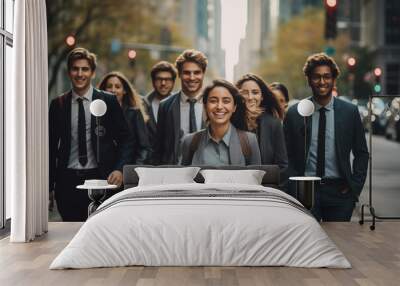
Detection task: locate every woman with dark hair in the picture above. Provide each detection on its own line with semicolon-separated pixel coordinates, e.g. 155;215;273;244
269;82;289;118
236;74;287;170
181;79;261;166
98;71;151;164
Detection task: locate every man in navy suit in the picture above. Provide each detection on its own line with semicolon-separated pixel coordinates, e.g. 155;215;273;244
49;47;134;221
153;49;208;164
284;53;369;221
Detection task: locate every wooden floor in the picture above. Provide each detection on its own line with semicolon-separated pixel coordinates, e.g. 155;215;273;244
0;222;399;286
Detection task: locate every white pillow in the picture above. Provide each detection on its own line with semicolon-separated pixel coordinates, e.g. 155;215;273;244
135;167;201;186
200;169;266;185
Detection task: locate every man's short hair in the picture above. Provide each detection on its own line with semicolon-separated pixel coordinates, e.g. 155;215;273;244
175;49;208;74
303;53;340;79
150;61;177;82
67;47;97;71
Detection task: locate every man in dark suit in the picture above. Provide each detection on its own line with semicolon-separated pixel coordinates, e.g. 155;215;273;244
49;47;134;221
154;49;208;164
143;61;177;162
284;53;369;221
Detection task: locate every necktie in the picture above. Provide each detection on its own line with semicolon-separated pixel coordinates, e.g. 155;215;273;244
77;98;88;166
188;98;197;133
316;107;326;178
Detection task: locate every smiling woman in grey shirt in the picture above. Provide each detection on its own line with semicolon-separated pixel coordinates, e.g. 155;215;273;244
181;79;261;166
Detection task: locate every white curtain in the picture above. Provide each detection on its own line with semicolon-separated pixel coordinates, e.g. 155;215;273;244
8;0;48;242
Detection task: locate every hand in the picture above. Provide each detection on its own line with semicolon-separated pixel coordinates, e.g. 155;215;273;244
340;186;350;194
49;191;54;212
107;170;123;187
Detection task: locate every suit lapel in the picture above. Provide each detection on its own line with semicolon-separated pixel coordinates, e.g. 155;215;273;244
91;89;99;159
305;115;312;156
333;97;343;155
229;126;244;165
145;92;157;131
172;92;181;140
65;91;72;154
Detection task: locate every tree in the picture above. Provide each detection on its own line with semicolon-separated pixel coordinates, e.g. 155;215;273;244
46;0;189;99
257;8;351;99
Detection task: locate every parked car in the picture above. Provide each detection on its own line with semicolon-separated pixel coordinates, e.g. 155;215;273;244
368;97;388;135
385;98;400;142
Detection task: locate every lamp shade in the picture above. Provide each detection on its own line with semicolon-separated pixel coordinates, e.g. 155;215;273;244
90;99;107;117
297;99;314;117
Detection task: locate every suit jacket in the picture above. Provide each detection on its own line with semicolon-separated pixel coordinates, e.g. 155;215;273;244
143;91;158;146
154;91;206;164
180;125;261;166
257;112;288;169
123;107;151;164
49;89;134;190
283;96;369;198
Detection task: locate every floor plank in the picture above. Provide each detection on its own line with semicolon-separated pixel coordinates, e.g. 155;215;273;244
0;222;399;286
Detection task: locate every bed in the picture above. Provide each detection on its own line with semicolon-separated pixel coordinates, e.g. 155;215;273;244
50;165;350;269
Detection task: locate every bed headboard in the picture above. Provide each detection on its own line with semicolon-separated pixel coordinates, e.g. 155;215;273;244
123;165;281;189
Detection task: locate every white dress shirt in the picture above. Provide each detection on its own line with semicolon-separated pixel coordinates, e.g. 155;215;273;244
179;91;203;136
67;85;98;169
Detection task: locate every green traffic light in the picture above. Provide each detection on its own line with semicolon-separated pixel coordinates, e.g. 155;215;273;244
374;84;382;93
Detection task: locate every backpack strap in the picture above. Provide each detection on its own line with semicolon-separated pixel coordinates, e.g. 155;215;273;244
188;131;203;164
237;130;252;165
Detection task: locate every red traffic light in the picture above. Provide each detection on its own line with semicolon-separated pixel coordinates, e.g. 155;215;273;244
127;49;137;60
65;35;76;47
325;0;337;8
347;57;356;67
374;67;382;77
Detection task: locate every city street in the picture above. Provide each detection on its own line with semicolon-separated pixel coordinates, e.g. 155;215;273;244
358;134;400;219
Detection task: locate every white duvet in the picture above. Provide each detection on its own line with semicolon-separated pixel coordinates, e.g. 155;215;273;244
50;183;351;269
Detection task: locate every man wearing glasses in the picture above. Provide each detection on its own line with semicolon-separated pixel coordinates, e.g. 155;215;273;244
144;61;177;162
284;53;369;222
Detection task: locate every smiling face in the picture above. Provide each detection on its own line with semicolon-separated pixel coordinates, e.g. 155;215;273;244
238;80;262;112
180;61;205;98
206;86;237;126
68;59;95;96
104;76;125;104
309;65;336;99
153;71;175;98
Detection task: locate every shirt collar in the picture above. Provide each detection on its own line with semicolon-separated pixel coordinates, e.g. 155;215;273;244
180;90;202;103
72;85;93;102
313;95;334;111
206;123;232;146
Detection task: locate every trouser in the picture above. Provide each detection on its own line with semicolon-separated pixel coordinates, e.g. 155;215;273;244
311;178;356;222
55;168;100;222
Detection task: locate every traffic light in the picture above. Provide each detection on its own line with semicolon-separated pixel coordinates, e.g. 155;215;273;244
128;49;137;67
324;0;337;40
373;67;382;94
65;35;76;47
127;49;137;60
347;57;356;72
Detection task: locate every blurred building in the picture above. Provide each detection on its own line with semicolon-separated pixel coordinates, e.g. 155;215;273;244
234;0;321;80
339;0;400;96
177;0;225;78
359;0;400;96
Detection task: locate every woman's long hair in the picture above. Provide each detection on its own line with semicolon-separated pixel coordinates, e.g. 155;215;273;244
98;71;149;122
202;79;247;131
236;73;283;130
